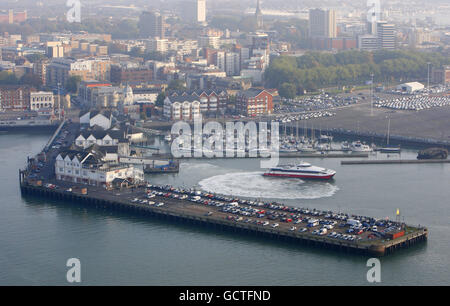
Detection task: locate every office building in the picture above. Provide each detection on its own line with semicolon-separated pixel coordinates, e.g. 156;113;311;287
138;11;165;38
309;9;337;38
377;22;396;50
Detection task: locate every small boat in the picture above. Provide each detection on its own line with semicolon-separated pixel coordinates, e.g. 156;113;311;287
379;147;401;154
380;117;401;154
350;141;372;152
341;141;351;151
263;161;336;180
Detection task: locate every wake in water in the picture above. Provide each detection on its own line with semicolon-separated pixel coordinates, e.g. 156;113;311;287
198;172;339;200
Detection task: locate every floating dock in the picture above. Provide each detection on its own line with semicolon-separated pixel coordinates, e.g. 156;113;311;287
341;159;450;165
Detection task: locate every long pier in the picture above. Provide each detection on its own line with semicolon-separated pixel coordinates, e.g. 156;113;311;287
19;172;428;257
341;159;450;165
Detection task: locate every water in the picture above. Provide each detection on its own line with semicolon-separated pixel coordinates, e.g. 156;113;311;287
0;131;449;285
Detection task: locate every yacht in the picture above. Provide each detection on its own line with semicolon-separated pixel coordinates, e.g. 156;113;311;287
350;141;372;152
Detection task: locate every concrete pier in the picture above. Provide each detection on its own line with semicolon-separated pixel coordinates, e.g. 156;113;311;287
19;175;428;257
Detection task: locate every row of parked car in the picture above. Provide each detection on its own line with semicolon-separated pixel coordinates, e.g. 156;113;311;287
144;184;401;240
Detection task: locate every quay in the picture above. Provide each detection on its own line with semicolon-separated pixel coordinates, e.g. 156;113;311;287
19;173;428;257
151;152;369;159
341;159;450;165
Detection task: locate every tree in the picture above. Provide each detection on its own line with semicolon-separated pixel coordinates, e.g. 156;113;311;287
279;83;297;99
65;75;82;94
168;80;186;91
0;71;19;85
20;74;42;89
155;93;166;107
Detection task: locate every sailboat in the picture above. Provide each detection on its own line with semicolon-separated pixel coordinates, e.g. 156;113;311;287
379;117;401;153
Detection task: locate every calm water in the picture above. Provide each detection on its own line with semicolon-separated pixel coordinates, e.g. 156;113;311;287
0;131;449;285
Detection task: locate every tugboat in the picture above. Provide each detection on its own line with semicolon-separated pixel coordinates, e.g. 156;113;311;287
263;161;336;180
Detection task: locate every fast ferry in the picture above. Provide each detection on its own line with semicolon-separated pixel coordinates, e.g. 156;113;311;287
263;162;336;180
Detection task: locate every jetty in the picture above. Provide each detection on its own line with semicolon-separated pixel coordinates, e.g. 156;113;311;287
341;159;450;165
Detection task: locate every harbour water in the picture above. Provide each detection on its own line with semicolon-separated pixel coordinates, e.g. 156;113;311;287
1;131;449;285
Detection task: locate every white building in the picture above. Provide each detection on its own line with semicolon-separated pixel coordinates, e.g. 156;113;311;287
164;95;201;120
198;35;220;49
358;34;378;51
30;91;54;111
396;82;424;94
377;22;396;50
75;128;125;149
55;150;143;188
146;38;169;53
80;111;113;130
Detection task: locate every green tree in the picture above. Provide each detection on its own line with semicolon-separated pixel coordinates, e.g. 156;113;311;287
168;80;186;91
279;83;297;99
65;75;82;94
20;73;42;89
155;93;166;107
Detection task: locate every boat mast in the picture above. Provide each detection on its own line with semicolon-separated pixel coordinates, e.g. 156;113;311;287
387;117;391;146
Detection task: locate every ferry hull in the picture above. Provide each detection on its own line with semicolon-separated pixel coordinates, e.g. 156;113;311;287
263;172;335;180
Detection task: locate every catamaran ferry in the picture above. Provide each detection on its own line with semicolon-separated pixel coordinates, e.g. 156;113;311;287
263;162;336;180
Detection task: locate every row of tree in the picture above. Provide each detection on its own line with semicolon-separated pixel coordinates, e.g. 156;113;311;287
0;71;81;94
265;50;450;98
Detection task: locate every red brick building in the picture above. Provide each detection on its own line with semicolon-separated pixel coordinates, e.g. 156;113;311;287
0;85;35;111
235;88;274;117
432;66;450;85
110;65;153;85
0;10;27;24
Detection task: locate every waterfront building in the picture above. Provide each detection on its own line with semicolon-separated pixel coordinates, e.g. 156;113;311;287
235;88;273;117
30;92;54;111
163;95;201;120
0;85;35;111
79;110;113;130
55;148;143;188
